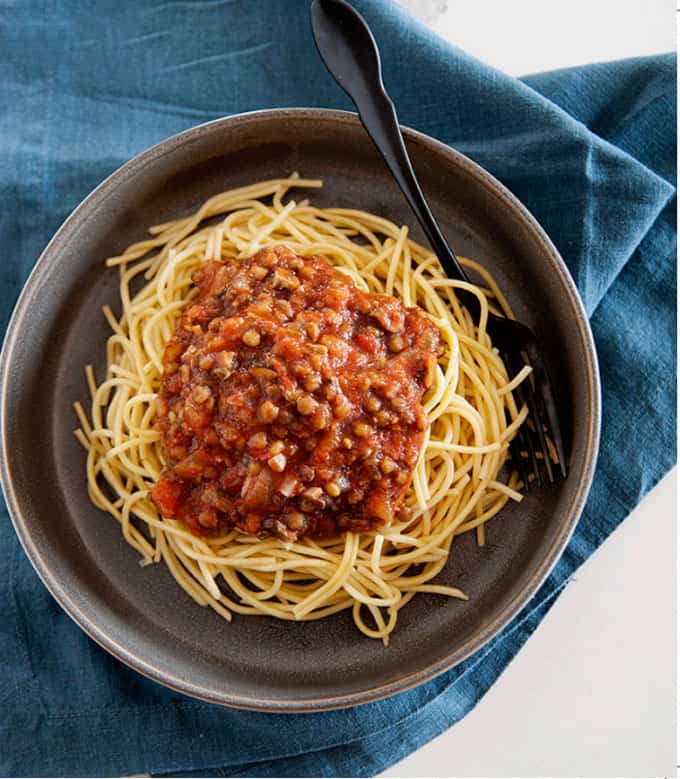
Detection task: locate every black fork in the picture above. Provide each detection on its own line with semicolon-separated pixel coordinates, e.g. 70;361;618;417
311;0;567;485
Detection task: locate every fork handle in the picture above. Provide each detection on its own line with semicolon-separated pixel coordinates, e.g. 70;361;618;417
310;0;469;283
354;87;470;285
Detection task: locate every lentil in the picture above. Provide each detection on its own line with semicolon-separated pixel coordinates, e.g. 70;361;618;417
304;375;322;392
380;457;397;474
306;322;320;340
286;512;305;530
248;432;268;449
251;265;268;280
192;385;211;404
388;334;405;352
258;399;279;424
353;422;372;438
268;453;287;472
242;328;261;347
364;395;381;413
296;394;318;416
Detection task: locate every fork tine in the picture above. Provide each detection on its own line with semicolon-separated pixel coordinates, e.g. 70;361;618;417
519;416;542;488
505;351;541;488
525;341;567;478
523;365;554;483
507;408;530;488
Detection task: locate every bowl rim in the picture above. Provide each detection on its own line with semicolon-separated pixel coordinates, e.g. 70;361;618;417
0;106;601;711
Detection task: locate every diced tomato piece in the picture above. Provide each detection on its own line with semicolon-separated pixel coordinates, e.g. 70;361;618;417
245;513;262;534
355;330;379;355
316;516;337;536
151;478;182;517
242;469;274;511
173;449;211;480
312;427;341;464
365;488;393;524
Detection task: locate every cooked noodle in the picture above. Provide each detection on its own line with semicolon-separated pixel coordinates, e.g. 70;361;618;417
74;175;530;643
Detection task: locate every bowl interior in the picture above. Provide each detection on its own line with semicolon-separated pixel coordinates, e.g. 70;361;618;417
0;110;597;709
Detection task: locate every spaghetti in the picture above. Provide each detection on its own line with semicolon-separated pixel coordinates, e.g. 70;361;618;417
74;175;531;643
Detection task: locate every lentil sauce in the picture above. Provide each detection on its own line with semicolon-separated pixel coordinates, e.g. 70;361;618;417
151;244;440;539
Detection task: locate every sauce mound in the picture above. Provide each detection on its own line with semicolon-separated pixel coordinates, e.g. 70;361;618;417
151;245;440;540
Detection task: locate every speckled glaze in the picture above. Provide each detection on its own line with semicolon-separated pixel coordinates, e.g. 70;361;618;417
0;109;600;711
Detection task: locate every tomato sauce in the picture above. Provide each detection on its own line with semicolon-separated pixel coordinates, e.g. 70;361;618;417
151;245;440;539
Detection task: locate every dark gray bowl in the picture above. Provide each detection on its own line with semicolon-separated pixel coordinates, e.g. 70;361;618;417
0;108;600;711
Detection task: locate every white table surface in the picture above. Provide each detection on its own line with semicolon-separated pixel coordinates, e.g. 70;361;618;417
380;2;677;777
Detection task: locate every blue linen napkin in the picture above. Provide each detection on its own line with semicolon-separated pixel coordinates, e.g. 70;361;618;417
0;0;675;775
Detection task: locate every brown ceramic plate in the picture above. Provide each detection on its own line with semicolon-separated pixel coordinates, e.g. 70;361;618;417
0;109;600;711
